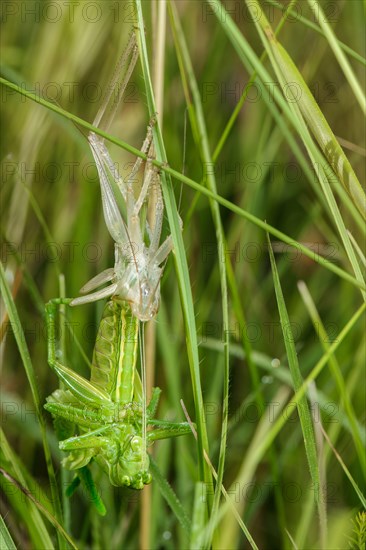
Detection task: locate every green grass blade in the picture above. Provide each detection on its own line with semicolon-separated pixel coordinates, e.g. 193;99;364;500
167;2;229;542
320;428;366;508
0;262;65;548
0;76;364;291
244;0;365;219
203;0;365;223
240;301;366;485
217;386;290;548
183;413;259;550
133;0;213;496
0;465;77;549
2;6;363;546
266;0;366;66
0;429;55;549
212;0;299;163
267;237;320;505
348;230;366;268
298;281;366;476
243;0;366;296
0;513;17;550
307;0;366;114
218;303;365;544
149;456;191;534
190;482;207;550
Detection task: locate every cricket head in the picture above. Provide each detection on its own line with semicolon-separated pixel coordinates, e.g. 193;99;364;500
130;271;161;322
118;434;152;490
99;430;152;489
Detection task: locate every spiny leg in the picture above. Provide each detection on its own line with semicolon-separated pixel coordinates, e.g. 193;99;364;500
124;124;154;197
132;157;155;216
147;420;193;442
78;268;115;294
93;32;139;132
124;130;155;250
147;166;164;255
59;426;111;452
151;210;183;266
44;400;107;430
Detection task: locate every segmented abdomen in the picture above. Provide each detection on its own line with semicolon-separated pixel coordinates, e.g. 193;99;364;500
91;300;139;403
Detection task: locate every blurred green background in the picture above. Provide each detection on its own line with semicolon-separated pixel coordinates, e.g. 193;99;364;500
1;1;365;548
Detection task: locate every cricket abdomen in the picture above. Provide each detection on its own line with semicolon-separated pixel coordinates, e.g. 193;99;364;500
91;300;138;404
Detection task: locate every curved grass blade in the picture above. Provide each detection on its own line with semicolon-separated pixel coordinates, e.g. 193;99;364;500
298;281;366;476
133;0;213;497
244;0;366;220
149;456;191;535
167;2;229;542
180;402;259;550
320;427;366;508
229;301;366;510
0;467;77;550
0;262;65;548
307;0;365;114
266;0;366;66
0;78;364;291
267;235;321;505
190;482;207;550
0;429;56;549
0;512;17;550
205;0;365;298
243;0;366;298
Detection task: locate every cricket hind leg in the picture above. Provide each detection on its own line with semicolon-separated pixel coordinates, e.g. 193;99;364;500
93;32;139;132
45;299;111;405
124;124;154;197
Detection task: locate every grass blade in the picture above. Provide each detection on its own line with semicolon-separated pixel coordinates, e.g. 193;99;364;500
307;0;366;114
149;456;191;534
243;0;366;298
266;0;366;66
298;281;366;475
133;0;213;502
0;262;65;548
0;465;77;549
0;512;17;550
167;2;230;543
267;236;320;503
320;427;366;508
190;482;207;550
0;77;364;291
244;0;366;219
0;429;55;549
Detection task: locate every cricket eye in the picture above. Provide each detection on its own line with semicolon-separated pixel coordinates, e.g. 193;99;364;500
122;475;131;486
